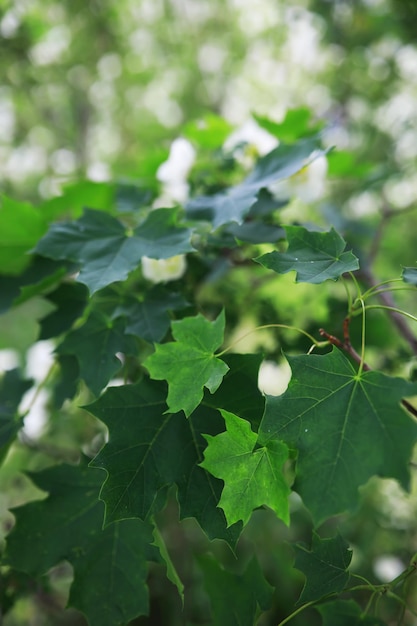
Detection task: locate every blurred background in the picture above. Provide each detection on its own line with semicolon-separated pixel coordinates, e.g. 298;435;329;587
2;0;417;624
0;0;416;207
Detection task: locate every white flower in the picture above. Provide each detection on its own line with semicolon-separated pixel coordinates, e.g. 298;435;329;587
224;119;278;156
270;153;328;203
156;138;196;204
258;360;291;396
142;255;187;283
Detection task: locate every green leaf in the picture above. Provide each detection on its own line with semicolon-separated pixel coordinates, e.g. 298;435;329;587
88;378;241;546
145;311;229;416
34;208;195;293
317;599;387;625
56;310;138;395
4;462;158;626
293;533;352;605
0;256;69;314
0;197;47;274
201;409;290;526
115;288;188;343
186;137;327;228
260;349;417;524
402;266;417;285
198;555;273;626
0;369;33;462
253;108;323;142
255;226;359;283
39;282;89;339
115;181;153;213
184;113;233;149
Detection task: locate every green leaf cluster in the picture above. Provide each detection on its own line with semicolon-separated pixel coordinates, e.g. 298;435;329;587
1;117;417;626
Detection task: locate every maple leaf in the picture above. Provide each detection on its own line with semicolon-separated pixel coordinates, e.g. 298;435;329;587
198;555;273;626
56;310;138;395
260;348;417;524
114;287;187;343
201;409;290;526
88;378;241;546
0;369;32;462
255;225;359;283
293;533;352;605
144;310;229;416
87;354;264;545
186;137;327;228
34;208;195;293
4;462;158;626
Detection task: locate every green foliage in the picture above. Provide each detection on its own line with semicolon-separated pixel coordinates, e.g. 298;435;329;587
256;226;359;284
1;114;417;626
201;409;290;526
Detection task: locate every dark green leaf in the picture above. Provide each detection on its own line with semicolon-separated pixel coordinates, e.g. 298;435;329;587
317;599;387;625
4;462;157;626
34;208;195;293
145;311;229;416
294;533;352;605
115;288;188;343
255;226;359;283
199;555;273;626
39;282;89;339
0;369;32;462
186;138;327;228
115;181;153;213
88;379;241;546
260;349;417;524
52;355;80;408
0;256;70;314
56;310;138;395
226;221;284;244
201;409;290;526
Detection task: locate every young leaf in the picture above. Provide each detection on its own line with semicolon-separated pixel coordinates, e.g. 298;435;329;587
317;599;387;625
0;369;33;462
34;208;195;293
402;266;417;285
56;310;138;395
198;555;273;626
4;462;158;626
200;409;290;526
88;378;241;547
145;310;229;416
255;226;359;283
293;533;352;605
260;348;417;525
186;137;327;228
0;196;47;274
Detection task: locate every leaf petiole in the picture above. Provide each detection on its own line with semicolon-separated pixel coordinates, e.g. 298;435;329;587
215;324;325;357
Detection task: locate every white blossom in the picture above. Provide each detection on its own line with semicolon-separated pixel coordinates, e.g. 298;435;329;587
269;153;328;203
223;118;278;157
156;137;196;204
142;255;187;283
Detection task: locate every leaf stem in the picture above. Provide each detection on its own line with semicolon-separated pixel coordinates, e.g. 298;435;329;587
359;305;417;325
358;298;366;377
216;324;326;357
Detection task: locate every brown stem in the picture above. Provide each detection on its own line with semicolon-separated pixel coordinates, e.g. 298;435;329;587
319;320;371;371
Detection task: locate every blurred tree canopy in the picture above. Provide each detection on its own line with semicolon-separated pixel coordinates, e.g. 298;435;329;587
0;0;416;206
